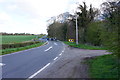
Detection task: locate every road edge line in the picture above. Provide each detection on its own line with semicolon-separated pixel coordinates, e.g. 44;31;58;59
27;63;50;80
53;57;58;61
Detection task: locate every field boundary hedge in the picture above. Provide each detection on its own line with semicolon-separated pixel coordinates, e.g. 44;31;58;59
1;41;40;49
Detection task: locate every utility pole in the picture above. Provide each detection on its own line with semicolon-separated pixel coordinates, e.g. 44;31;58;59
76;15;79;45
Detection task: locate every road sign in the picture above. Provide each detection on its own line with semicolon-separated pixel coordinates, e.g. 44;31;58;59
68;39;74;42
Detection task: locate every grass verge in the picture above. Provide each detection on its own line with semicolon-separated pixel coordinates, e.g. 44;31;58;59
1;42;45;55
86;54;119;78
63;41;107;50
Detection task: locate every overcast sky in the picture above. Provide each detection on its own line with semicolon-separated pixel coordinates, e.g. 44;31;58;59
0;0;106;34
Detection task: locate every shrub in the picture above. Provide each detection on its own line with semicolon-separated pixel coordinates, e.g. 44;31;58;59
86;21;102;46
1;41;40;49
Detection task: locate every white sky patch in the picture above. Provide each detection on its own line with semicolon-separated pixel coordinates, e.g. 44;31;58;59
0;0;106;34
0;12;11;21
0;0;3;3
6;4;17;11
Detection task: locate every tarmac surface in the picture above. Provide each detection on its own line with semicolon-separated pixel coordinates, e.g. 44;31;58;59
35;45;110;78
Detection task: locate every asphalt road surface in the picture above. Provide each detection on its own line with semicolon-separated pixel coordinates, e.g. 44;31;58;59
1;41;65;78
34;46;110;78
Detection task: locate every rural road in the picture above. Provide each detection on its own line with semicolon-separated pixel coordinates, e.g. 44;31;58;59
34;46;110;78
1;40;110;79
1;41;65;78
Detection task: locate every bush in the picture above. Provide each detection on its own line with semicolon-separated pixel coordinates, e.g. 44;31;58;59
1;42;44;55
86;21;102;46
1;41;40;49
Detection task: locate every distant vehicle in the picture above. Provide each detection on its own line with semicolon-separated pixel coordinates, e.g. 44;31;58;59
46;38;49;40
39;38;47;42
51;38;54;41
46;38;57;41
53;38;57;41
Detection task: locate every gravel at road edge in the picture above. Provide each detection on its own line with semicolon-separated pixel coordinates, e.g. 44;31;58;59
35;45;110;78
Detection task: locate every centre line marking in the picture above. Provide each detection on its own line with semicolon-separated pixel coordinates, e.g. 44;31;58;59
54;57;58;60
44;46;52;52
54;43;57;45
28;63;50;79
0;63;5;66
59;53;62;56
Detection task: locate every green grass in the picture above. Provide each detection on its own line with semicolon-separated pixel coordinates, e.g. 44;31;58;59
63;41;107;50
1;42;45;55
86;54;119;78
1;35;37;44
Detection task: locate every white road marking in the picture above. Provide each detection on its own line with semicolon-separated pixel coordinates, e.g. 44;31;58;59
59;53;62;56
59;46;65;56
54;57;58;60
44;46;52;52
62;50;64;53
54;43;57;45
28;63;50;79
0;63;5;66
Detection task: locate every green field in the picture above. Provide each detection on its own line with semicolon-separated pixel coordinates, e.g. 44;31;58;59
1;35;37;44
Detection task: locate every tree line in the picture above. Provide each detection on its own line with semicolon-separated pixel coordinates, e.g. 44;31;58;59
47;0;120;57
1;32;39;35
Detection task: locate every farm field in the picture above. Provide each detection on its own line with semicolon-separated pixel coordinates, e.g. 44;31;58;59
1;35;37;44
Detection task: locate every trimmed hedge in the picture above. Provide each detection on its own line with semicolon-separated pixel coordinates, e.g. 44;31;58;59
1;41;40;49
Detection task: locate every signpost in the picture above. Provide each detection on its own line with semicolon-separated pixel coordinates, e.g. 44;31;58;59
76;15;79;45
68;39;74;42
